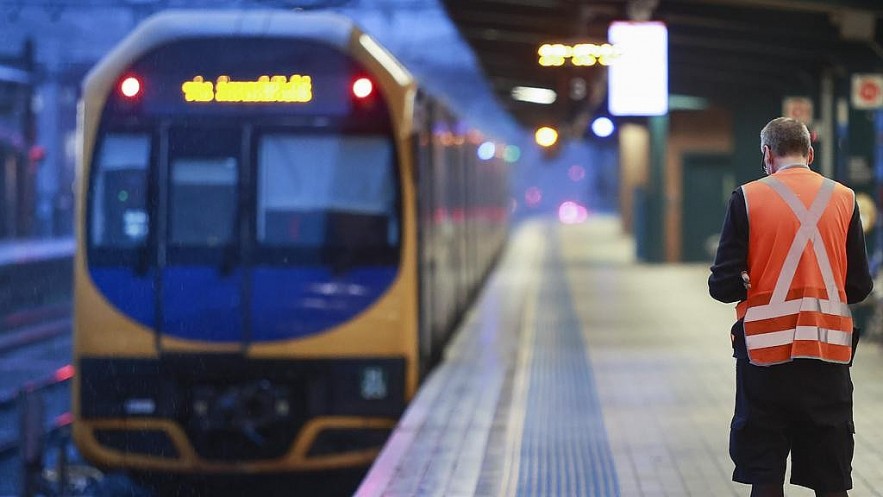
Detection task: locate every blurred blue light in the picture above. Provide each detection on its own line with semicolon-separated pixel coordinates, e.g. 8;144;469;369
591;117;615;138
478;141;496;160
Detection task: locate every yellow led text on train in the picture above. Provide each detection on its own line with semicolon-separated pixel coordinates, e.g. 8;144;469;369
181;75;313;103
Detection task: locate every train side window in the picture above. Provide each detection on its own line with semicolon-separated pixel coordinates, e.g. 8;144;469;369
91;133;150;248
256;134;398;249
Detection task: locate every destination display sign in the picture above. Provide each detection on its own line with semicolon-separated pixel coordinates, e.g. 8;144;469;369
181;75;313;103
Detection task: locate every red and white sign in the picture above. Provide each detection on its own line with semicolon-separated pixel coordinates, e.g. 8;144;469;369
783;96;813;125
852;74;883;109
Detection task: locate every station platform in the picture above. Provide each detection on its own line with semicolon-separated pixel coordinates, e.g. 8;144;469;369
0;237;73;266
0;237;72;319
355;216;883;497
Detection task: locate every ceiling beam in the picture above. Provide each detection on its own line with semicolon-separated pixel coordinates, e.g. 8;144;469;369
448;8;576;31
660;0;883;16
669;33;832;60
663;12;839;43
445;0;562;8
443;0;880;130
460;27;548;45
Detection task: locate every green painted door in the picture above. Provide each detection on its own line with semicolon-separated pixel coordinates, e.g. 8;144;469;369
682;154;735;262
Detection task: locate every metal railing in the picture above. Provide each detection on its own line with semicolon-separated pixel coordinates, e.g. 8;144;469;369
0;365;98;497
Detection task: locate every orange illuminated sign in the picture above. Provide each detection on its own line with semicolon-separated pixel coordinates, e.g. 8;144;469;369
538;43;622;67
182;75;313;103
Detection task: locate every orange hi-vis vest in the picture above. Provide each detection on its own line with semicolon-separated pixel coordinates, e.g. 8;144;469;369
735;167;855;366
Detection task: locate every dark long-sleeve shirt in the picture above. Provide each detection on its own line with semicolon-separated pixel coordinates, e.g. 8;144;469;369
709;187;873;307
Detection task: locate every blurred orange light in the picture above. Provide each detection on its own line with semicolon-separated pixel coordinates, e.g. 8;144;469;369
120;76;141;98
535;126;558;147
353;77;373;98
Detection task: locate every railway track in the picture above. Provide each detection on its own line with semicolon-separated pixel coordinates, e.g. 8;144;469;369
0;303;76;496
0;303;70;354
0;303;368;496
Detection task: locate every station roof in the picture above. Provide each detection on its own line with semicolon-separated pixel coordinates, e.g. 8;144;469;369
441;0;883;131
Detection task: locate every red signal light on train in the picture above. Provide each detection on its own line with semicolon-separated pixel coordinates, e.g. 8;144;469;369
120;76;142;98
352;77;374;99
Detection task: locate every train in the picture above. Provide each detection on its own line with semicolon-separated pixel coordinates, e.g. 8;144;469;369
72;9;510;475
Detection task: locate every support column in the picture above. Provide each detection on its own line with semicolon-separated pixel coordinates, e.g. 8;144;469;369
641;114;668;262
821;70;835;179
35;42;60;238
873;109;883;270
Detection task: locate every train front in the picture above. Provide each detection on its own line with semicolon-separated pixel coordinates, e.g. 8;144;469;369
73;11;418;473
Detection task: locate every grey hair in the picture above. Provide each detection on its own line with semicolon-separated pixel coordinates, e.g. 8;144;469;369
760;117;811;157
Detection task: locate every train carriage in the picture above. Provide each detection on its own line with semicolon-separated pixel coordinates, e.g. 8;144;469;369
73;9;509;474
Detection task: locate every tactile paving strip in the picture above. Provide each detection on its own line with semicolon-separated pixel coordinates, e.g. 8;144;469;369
507;227;620;497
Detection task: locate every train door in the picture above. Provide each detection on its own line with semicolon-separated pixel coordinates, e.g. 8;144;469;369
0;145;16;237
416;101;437;370
453;140;468;313
158;126;246;351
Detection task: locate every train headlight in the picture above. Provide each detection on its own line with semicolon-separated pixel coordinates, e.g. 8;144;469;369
124;398;156;415
360;367;388;400
193;399;209;416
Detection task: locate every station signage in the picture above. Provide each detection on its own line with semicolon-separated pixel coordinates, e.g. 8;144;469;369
607;21;669;116
782;96;813;126
851;74;883;110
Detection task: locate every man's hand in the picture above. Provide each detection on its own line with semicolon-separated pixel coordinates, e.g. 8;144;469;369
741;271;751;290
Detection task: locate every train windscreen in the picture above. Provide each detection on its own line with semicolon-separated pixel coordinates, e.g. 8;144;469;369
89;36;399;268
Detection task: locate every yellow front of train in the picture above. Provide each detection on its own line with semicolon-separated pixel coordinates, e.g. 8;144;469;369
72;10;419;473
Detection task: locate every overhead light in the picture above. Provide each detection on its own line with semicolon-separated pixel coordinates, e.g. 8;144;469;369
538;43;622;67
558;201;589;225
591;116;615;138
511;86;557;105
535;126;559;147
477;141;496;160
503;145;521;163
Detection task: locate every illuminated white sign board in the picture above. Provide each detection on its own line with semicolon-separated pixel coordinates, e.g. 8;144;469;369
608;21;668;116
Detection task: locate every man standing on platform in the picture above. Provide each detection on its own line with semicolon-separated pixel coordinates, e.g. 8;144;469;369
709;117;873;497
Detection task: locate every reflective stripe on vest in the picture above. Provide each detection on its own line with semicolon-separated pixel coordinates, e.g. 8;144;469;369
741;175;853;365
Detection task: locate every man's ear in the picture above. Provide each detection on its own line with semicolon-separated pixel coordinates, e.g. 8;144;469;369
807;146;814;165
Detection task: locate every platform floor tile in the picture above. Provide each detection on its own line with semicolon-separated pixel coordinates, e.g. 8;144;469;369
357;217;883;497
560;217;883;496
